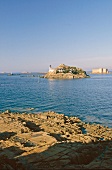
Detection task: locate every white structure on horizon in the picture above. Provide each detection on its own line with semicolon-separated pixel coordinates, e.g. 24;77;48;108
49;65;55;72
92;68;109;74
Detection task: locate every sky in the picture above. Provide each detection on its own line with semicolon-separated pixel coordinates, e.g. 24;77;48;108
0;0;112;72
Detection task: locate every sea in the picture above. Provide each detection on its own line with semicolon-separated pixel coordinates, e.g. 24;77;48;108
0;72;112;128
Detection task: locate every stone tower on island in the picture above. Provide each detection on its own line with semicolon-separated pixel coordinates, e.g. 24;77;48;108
92;68;109;74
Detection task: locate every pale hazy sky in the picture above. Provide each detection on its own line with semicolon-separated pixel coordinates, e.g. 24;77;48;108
0;0;112;72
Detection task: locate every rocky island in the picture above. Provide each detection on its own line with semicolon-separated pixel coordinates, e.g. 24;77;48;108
0;110;112;169
44;64;89;79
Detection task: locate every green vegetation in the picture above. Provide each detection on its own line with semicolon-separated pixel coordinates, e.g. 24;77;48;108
56;66;86;75
63;69;70;73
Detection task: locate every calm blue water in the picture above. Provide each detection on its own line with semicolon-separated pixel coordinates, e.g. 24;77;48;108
0;73;112;127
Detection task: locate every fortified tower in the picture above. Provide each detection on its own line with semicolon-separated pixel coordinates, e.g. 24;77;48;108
92;68;109;74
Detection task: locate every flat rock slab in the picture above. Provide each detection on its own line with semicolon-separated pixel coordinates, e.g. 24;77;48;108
19;131;57;149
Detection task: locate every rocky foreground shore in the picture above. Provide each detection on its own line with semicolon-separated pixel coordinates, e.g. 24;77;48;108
0;110;112;170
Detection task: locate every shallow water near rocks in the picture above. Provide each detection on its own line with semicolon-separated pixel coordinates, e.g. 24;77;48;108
0;73;112;127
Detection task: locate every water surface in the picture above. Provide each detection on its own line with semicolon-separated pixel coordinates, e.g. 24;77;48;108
0;73;112;127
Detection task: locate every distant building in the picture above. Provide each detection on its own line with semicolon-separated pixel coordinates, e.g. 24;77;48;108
49;64;65;73
49;65;55;72
92;68;109;74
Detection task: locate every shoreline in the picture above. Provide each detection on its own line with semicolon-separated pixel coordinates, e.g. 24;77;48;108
1;109;111;128
0;110;112;169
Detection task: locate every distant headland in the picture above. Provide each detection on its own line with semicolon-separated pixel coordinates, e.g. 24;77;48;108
44;64;89;79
